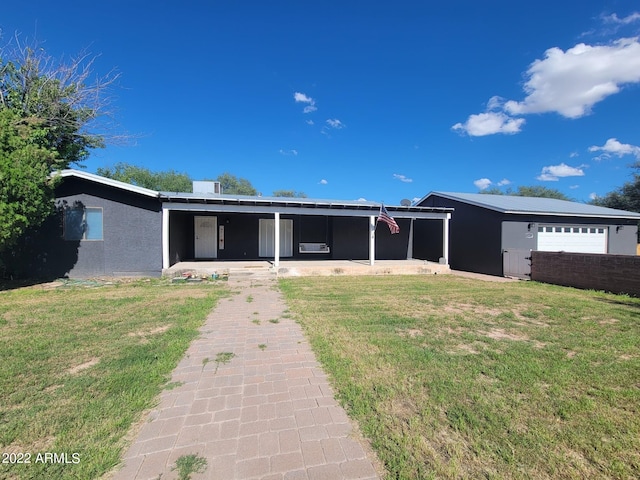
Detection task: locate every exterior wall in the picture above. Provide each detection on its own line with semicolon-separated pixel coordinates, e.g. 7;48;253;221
10;178;163;278
330;217;368;259
531;251;640;296
412;219;443;262
168;213;409;264
419;196;504;275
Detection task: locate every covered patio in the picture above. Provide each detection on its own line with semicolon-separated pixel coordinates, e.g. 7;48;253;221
160;194;453;269
163;258;452;279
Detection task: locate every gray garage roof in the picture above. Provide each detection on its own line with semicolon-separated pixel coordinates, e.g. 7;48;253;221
422;191;640;219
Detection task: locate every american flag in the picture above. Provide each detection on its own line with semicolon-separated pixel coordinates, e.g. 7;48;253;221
378;204;400;234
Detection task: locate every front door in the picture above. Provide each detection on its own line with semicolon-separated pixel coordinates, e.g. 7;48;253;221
194;216;217;258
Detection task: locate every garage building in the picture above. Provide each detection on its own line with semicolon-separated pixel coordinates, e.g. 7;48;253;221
416;192;640;278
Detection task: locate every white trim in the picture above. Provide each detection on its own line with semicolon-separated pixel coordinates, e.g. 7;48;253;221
442;213;450;264
162;208;170;269
274;212;280;267
369;215;376;266
55;169;160;198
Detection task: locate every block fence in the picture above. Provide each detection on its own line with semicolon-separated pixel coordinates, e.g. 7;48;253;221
530;251;640;297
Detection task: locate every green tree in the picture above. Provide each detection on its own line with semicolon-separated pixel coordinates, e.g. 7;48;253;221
0;38;115;256
591;164;640;212
215;172;257;195
97;162;193;192
481;185;570;200
272;189;307;198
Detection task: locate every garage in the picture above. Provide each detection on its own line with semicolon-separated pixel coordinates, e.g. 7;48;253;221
417;191;640;277
537;226;607;254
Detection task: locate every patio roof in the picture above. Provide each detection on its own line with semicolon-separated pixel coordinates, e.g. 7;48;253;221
160;192;453;219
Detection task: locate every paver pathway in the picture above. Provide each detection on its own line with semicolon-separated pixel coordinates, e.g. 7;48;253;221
112;278;380;480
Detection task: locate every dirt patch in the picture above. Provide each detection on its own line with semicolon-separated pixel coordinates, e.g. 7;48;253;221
67;358;99;375
128;325;170;337
398;328;424;338
453;343;480;355
599;319;619;325
480;328;529;342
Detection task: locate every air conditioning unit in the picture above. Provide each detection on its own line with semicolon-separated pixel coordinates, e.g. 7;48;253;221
193;181;222;195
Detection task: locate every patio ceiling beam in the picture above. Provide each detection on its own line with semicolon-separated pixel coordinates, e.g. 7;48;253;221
162;202;452;220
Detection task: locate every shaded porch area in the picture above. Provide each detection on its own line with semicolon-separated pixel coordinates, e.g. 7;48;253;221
163;259;451;280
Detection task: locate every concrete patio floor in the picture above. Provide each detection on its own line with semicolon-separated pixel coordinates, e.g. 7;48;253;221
163;259;451;280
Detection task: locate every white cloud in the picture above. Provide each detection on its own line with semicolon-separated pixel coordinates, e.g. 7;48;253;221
569;185;580;189
325;118;345;129
393;173;413;183
412;197;421;204
294;92;317;113
474;178;493;190
569;151;579;158
536;163;586;181
454;36;640;136
452;112;525;136
589;192;598;200
602;12;640;25
589;138;640;159
356;197;367;202
497;178;511;186
279;149;298;156
305;119;315;125
504;38;640;118
318;179;328;185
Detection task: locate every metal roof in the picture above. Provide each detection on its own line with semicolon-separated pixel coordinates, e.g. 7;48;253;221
160;191;452;218
422;191;640;219
56;169;161;198
55;170;452;217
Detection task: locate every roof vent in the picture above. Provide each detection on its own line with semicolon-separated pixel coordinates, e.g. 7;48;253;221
193;181;222;195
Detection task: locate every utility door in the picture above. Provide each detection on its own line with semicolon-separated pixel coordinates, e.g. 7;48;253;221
258;219;293;257
503;249;531;279
194;216;217;258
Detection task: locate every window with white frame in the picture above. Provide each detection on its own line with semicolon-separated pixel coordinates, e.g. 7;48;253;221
64;207;103;241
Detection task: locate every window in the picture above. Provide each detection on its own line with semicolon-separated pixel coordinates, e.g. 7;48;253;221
64;207;103;240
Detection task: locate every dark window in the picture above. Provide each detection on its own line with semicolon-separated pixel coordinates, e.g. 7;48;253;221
64;207;103;241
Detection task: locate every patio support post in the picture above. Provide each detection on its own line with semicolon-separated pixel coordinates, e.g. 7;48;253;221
369;215;376;266
442;213;451;264
407;218;414;259
274;211;280;267
162;207;170;269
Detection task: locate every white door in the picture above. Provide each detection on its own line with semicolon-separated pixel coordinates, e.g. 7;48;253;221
259;219;293;257
195;216;217;258
537;226;607;253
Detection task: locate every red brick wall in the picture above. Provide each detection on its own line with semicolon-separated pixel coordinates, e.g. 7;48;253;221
531;251;640;296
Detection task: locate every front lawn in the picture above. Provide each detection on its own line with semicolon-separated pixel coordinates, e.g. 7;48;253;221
0;279;224;480
280;275;640;479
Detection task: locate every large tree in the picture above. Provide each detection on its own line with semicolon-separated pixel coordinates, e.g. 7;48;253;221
481;185;570;200
591;163;640;212
0;36;116;256
215;172;257;195
97;162;193;192
272;189;307;198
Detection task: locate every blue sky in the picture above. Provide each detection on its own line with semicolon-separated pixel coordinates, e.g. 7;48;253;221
3;1;640;204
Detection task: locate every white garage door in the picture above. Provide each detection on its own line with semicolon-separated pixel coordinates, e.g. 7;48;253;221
537;226;607;253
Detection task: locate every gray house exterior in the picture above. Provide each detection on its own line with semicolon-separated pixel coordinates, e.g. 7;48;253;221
417;192;640;278
7;170;453;278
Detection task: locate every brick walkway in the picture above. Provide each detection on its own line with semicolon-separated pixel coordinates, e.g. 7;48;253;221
112;278;380;480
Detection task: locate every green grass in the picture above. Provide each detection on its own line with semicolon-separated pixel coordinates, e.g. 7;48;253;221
280;275;640;479
171;453;207;480
0;279;225;480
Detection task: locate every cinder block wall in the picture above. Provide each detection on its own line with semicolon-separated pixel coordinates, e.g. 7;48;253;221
531;251;640;296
